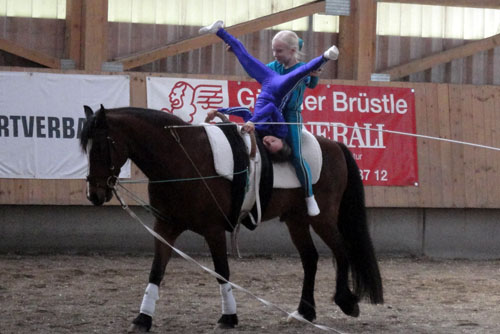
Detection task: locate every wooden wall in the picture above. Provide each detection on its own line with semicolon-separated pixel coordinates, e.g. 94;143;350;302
108;22;338;76
0;17;65;67
363;80;500;208
376;35;500;85
1;17;500;85
0;69;498;208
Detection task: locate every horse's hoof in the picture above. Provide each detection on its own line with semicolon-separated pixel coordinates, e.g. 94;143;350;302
350;303;360;317
297;304;316;322
334;294;360;317
128;313;152;332
287;310;306;323
127;323;148;333
217;322;235;329
217;314;238;328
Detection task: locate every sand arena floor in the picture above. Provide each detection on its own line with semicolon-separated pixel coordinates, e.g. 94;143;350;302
1;254;500;334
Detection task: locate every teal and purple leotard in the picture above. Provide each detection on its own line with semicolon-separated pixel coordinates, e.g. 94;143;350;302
215;28;327;197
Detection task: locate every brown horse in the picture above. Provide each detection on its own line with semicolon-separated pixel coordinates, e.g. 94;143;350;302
81;105;383;332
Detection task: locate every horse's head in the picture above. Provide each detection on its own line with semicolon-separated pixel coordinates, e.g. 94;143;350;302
80;105;128;206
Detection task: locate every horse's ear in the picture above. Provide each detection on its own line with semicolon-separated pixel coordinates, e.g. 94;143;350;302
95;105;108;127
84;105;94;119
100;104;106;112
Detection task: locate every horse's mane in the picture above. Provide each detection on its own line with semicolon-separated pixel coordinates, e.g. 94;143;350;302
80;106;189;152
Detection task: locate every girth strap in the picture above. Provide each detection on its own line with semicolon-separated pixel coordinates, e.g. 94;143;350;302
239;134;273;230
215;122;249;232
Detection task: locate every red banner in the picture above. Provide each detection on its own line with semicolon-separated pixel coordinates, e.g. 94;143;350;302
227;81;418;186
147;78;418;186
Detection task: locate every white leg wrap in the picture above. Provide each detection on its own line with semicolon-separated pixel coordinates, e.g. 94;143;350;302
140;283;159;317
219;283;237;315
306;195;320;216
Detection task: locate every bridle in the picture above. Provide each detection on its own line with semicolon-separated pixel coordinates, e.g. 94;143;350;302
86;129;121;191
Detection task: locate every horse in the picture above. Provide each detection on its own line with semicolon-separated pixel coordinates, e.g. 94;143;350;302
81;105;383;332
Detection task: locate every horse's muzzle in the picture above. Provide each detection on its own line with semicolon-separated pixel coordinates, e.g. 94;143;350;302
87;184;113;206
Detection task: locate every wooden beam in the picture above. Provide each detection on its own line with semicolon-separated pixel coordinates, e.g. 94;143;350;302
0;37;61;68
115;0;326;70
381;33;500;80
355;0;377;81
376;0;500;9
337;13;355;79
338;0;377;81
65;0;83;69
81;0;108;71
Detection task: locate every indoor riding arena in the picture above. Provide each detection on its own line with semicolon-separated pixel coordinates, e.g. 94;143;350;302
1;1;500;333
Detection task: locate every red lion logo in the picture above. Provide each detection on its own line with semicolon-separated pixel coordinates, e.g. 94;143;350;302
161;81;224;123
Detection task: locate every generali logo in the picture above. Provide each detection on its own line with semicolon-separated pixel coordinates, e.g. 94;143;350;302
161;81;225;124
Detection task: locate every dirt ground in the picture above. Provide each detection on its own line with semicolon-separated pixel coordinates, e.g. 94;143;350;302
1;254;500;334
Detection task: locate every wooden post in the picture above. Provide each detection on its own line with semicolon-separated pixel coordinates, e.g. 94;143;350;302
65;0;82;68
81;0;108;71
337;2;355;80
338;0;377;81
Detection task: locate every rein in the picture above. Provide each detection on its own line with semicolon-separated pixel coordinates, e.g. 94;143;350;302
119;169;248;185
89;114;344;333
168;127;238;232
89;120;248;256
111;182;345;334
166;123;260;257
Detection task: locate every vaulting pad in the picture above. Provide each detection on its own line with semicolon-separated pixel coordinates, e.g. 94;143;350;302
203;124;322;189
272;130;322;188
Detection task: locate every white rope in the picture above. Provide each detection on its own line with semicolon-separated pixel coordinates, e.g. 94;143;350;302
115;118;498;333
112;186;347;334
168;121;500;152
335;124;500;152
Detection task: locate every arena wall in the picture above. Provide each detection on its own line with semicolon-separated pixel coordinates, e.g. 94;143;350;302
0;69;499;258
2;205;500;260
0;70;499;209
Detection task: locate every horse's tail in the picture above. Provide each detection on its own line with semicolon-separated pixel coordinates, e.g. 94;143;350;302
337;142;384;304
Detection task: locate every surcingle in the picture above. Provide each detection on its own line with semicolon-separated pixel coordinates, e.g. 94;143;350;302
204;124;322;230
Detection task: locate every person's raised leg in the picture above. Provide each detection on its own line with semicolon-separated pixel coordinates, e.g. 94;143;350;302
277;46;339;95
200;20;274;84
216;29;275;84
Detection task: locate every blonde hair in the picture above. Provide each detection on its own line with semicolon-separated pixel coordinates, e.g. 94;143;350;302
272;30;305;62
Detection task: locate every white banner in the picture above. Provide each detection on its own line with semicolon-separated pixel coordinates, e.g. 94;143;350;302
0;72;131;179
147;77;229;124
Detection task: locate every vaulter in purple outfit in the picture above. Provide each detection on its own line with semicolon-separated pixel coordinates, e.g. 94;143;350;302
210;26;336;136
200;20;339;216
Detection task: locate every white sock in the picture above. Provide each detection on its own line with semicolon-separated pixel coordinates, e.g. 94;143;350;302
219;283;237;314
323;45;339;60
199;20;224;34
140;283;159;316
306;195;320;216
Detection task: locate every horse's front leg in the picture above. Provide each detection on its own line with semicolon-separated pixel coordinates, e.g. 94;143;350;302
285;217;318;322
204;228;238;329
128;220;182;333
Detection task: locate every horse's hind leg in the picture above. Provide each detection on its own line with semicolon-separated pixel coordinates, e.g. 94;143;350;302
203;228;238;329
129;221;183;333
285;218;319;322
311;218;360;317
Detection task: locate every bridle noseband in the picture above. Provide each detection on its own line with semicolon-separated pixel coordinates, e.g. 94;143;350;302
86;174;118;189
86;133;121;190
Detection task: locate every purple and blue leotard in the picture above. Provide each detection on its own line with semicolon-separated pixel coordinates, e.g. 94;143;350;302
215;28;329;197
